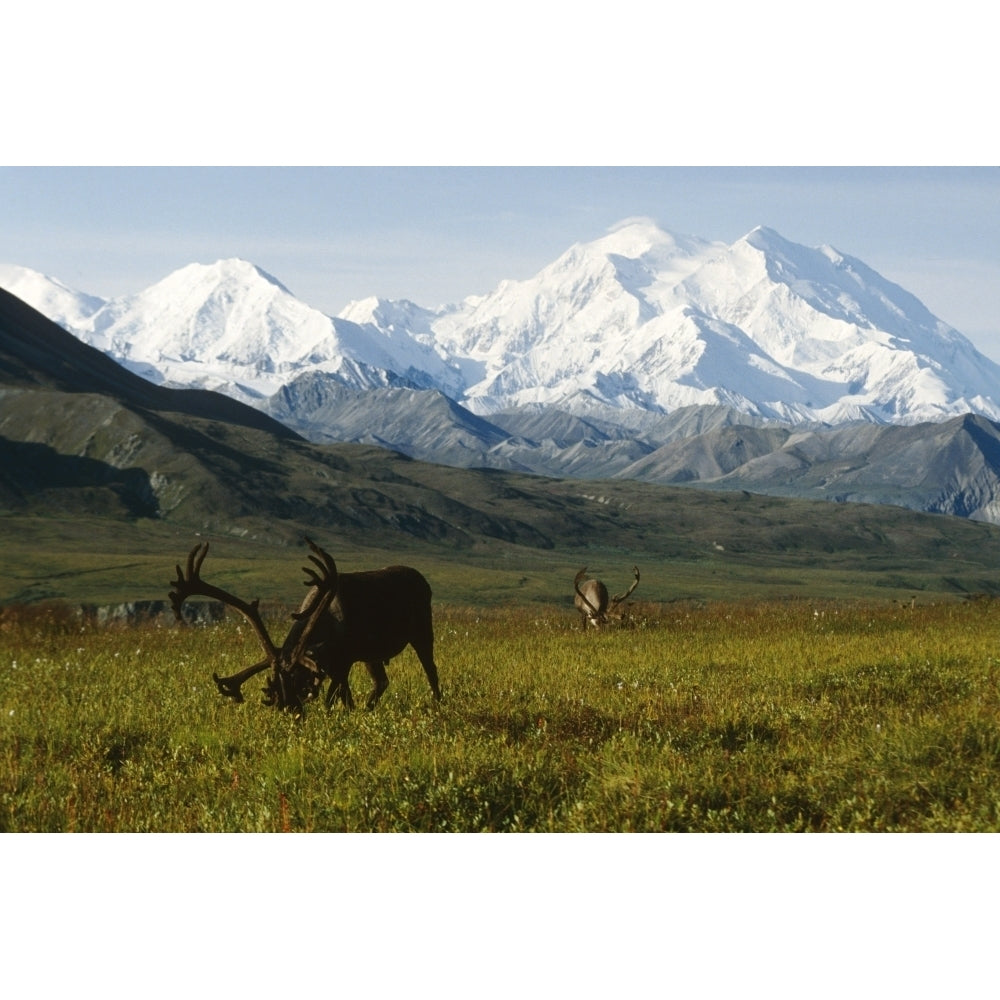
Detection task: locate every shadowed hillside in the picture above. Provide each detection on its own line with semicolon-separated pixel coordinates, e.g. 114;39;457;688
0;286;300;437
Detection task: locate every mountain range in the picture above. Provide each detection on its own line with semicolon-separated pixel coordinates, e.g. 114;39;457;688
4;218;1000;522
7;284;1000;608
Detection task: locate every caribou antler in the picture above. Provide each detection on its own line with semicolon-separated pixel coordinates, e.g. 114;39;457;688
170;543;278;658
261;538;341;709
610;566;640;607
282;537;339;668
170;542;279;702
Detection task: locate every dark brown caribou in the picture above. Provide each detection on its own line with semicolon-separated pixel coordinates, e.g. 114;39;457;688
573;565;640;629
169;538;441;713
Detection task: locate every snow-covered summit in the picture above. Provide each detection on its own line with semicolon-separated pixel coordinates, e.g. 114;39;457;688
3;257;462;402
86;258;326;369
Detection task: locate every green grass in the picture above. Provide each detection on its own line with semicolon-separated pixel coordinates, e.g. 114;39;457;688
3;595;1000;831
4;508;1000;609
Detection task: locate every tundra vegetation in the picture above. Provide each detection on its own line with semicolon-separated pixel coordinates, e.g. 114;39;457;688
3;588;1000;832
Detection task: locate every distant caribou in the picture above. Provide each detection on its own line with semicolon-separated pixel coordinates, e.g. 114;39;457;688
169;538;442;713
573;566;640;629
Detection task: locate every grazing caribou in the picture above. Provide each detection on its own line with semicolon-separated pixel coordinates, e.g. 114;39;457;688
169;538;441;713
573;566;640;629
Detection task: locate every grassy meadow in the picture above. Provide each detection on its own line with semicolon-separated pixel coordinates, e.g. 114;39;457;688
3;592;1000;832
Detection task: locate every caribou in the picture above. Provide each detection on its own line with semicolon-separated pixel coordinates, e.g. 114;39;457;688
573;565;640;629
169;537;441;713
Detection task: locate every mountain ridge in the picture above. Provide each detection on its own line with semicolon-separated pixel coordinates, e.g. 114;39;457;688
6;222;1000;522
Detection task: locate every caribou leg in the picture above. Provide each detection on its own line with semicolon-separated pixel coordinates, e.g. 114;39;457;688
324;667;355;711
364;660;390;710
213;658;272;702
410;631;442;701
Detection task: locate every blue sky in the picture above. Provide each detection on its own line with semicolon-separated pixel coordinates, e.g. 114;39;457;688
2;166;999;359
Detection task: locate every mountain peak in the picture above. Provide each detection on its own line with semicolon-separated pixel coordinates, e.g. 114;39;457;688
741;225;804;256
160;258;295;297
602;216;670;249
594;218;715;261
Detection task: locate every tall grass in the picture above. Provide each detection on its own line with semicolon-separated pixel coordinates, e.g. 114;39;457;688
2;597;999;831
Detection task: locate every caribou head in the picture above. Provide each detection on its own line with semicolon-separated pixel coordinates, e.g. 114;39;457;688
573;565;640;628
170;537;337;713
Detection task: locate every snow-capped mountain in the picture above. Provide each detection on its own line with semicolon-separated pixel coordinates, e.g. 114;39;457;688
0;260;463;405
3;218;1000;428
347;218;999;423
